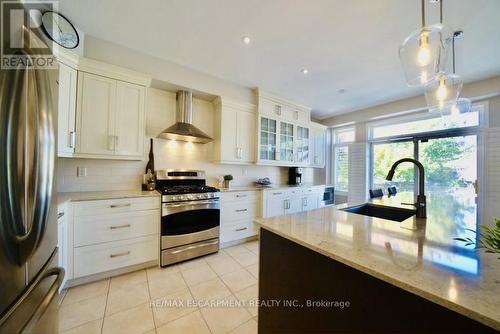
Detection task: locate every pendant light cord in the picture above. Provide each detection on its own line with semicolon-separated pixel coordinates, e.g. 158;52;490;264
421;0;426;27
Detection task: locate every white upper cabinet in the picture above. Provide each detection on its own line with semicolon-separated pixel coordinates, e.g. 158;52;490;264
213;97;256;164
257;90;319;167
57;63;78;157
310;122;327;168
56;51;150;160
77;73;117;156
114;81;145;157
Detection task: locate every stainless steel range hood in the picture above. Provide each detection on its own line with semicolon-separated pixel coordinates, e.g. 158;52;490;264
157;91;213;144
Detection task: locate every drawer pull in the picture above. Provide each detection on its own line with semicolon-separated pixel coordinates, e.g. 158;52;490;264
170;240;219;254
109;224;131;230
272;192;283;195
109;203;131;208
236;194;247;198
109;251;130;258
235;227;248;232
57;212;64;219
235;209;248;212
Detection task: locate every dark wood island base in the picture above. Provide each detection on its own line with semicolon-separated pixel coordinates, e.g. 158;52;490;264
258;229;497;334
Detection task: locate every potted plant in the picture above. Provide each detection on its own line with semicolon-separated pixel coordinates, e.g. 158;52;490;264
223;175;233;189
455;218;500;258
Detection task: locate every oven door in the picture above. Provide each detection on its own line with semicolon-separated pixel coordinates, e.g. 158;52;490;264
161;199;220;250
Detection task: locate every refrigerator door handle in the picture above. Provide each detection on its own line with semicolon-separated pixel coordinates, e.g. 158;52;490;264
0;56;55;265
22;267;64;333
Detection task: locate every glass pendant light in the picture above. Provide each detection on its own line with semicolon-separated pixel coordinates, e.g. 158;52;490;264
425;31;468;114
399;0;453;86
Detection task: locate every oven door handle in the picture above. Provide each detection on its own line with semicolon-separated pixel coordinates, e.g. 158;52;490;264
169;239;219;254
162;200;220;216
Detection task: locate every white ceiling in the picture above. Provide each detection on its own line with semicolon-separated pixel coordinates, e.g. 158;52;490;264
58;0;500;119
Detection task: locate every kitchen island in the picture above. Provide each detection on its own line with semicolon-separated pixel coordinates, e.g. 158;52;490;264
254;193;500;333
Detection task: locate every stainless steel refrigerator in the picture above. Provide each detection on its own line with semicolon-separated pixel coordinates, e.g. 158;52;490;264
0;1;64;333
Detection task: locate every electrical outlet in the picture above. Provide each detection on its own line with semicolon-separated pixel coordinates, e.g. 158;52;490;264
77;167;87;177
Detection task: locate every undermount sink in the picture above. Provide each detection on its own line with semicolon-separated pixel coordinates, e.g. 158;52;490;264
340;203;416;222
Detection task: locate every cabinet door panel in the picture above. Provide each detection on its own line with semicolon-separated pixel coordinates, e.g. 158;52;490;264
57;63;77;156
259;117;278;161
266;195;285;218
286;196;302;214
115;81;145;157
237;110;255;162
221;107;238;161
77;73;116;155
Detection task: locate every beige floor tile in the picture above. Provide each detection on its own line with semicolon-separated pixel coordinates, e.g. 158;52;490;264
151;287;197;327
229;250;258;267
59;294;107;332
102;302;154;334
148;272;187;299
62;280;109;306
156;311;210;334
109;270;147;292
234;284;258;317
204;250;231;264
243;241;259;254
224;245;249;256
199;295;252;334
146;265;179;282
181;265;217;287
59;318;102;334
106;281;150;316
229;319;258;334
177;257;208;271
143;330;156;334
190;277;232;301
207;256;242;276
245;264;259;279
220;269;257;293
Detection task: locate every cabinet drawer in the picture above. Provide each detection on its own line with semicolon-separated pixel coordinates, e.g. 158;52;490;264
220;220;258;243
74;210;159;247
74;235;158;278
221;201;259;222
73;197;160;216
221;191;260;203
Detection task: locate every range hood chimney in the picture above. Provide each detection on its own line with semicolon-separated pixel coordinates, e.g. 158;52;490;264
156;91;213;144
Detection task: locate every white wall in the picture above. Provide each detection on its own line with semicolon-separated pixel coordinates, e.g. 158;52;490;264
57;87;315;192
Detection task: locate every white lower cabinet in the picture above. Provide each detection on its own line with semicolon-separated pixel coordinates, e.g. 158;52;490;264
70;196;160;280
74;235;158;278
220;191;261;244
264;186;325;218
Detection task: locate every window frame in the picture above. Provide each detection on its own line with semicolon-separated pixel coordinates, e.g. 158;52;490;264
332;126;355;193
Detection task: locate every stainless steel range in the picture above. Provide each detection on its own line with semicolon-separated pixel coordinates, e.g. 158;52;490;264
156;170;220;266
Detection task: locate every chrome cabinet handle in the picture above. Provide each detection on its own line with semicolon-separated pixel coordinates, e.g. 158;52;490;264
272;192;283;195
69;131;76;149
235;227;248;232
110;251;130;258
235;194;247;198
115;136;119;149
109;203;131;208
57;212;64;219
235;209;247;212
109;224;131;230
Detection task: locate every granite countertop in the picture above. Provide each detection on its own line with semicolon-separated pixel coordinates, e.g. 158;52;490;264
57;190;160;206
219;183;327;192
254;192;500;331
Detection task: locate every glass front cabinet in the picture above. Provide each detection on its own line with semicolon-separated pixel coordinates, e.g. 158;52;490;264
258;115;311;166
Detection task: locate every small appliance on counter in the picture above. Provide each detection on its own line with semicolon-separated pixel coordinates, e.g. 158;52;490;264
322;186;335;206
288;167;303;185
255;177;272;187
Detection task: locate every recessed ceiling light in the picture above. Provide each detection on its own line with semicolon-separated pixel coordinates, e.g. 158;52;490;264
241;36;251;45
301;68;309;75
338;88;346;94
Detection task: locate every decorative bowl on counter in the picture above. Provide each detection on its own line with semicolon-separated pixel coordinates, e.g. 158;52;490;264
255;177;272;187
